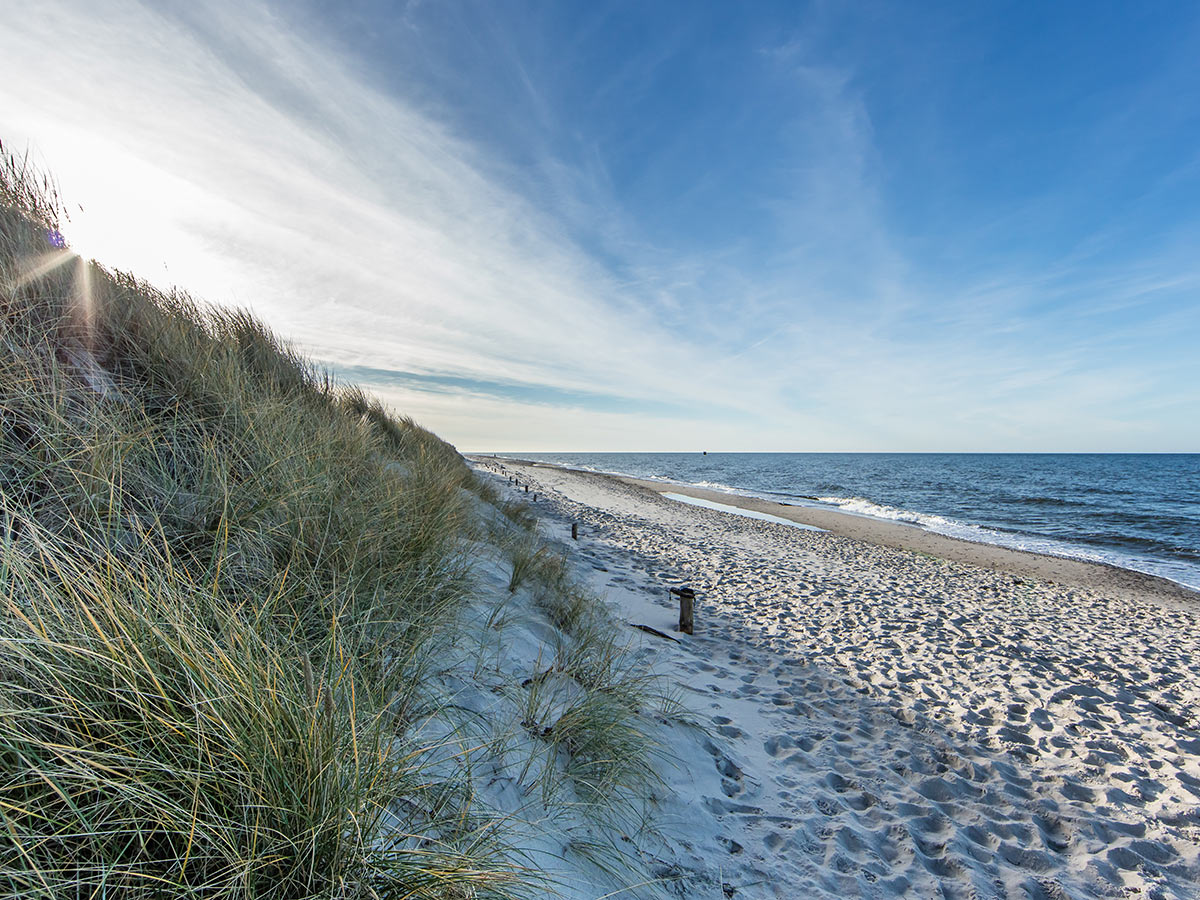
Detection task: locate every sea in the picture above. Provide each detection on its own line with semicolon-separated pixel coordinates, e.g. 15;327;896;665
504;453;1200;593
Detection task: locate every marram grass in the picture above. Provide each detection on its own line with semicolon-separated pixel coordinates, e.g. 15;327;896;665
0;148;517;899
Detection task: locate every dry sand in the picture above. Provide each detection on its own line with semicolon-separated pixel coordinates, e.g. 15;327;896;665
475;457;1200;899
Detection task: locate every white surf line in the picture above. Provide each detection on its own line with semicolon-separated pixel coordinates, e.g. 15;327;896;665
661;492;827;532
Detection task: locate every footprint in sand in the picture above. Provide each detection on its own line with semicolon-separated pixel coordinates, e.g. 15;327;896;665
763;735;796;757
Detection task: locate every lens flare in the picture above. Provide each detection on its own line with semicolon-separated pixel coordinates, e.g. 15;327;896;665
11;248;74;290
10;244;100;363
74;254;94;351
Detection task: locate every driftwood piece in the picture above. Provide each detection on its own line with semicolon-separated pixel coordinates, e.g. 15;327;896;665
630;623;681;643
670;587;696;634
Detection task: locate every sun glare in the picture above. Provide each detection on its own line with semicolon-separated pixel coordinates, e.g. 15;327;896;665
61;196;154;275
19;128;208;290
13;247;77;290
10;245;96;347
73;254;94;348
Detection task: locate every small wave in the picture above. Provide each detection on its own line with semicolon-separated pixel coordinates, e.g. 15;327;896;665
685;481;830;508
1012;495;1082;507
814;496;1200;592
815;496;962;531
693;479;741;493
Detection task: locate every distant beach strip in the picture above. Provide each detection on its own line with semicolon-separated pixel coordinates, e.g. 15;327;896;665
504;452;1200;601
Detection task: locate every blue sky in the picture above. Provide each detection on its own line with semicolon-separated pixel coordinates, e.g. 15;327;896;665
2;1;1198;450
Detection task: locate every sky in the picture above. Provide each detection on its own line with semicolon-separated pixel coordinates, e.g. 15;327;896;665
1;1;1198;452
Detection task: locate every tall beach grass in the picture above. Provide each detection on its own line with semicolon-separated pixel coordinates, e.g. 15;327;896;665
0;147;516;898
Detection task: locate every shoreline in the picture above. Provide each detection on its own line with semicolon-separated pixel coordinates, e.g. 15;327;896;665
473;456;1200;897
481;456;1199;607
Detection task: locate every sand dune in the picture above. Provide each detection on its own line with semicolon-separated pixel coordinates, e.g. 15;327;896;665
475;458;1200;899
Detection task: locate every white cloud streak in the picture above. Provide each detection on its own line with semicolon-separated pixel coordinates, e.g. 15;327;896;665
0;3;730;404
1;1;1196;451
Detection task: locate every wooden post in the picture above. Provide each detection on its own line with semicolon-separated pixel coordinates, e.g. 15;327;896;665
571;522;578;540
533;493;538;502
671;587;695;634
524;484;529;493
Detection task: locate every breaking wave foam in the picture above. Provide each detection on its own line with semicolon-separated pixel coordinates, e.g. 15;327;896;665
815;495;960;530
810;495;1198;590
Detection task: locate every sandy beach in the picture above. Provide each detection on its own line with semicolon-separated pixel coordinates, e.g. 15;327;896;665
473;457;1200;899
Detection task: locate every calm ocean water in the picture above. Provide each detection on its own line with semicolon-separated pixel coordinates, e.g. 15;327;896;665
507;453;1200;592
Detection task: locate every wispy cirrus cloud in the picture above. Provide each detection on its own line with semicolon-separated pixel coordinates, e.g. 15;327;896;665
0;2;737;425
1;1;1197;451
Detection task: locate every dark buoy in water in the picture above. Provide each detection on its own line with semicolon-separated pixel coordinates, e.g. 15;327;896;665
702;450;707;455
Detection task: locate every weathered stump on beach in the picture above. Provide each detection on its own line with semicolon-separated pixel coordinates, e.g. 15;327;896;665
671;587;695;634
